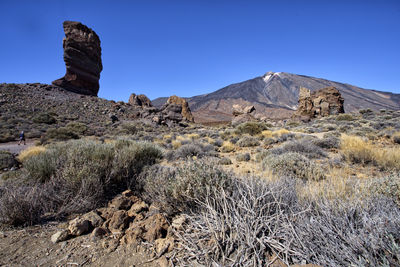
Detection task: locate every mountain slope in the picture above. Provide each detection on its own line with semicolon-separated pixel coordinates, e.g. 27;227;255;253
186;72;400;122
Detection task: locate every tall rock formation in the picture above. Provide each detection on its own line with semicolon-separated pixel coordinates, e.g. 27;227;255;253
295;86;344;119
166;95;194;122
52;21;102;96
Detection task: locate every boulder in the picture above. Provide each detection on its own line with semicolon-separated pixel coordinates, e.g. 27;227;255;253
106;210;130;232
127;201;149;217
80;210;104;228
295;86;344;119
166;95;194;122
52;21;102;96
68;217;90;236
51;229;70;243
128;93;152;107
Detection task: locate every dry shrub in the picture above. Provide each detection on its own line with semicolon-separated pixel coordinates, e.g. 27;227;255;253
263;152;325;181
270;139;326;159
235;122;268;136
174;176;400;266
237;136;260;147
140;160;234;216
17;146;46;162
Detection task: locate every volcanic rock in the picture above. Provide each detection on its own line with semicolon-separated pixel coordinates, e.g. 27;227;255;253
52;21;102;96
295;86;344;119
128;93;152;107
166;95;194;122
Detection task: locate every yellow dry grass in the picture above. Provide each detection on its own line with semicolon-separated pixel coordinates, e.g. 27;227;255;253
340;134;400;171
172;140;182;149
262;128;290;138
18;146;46;162
186;133;200;140
220;141;236;153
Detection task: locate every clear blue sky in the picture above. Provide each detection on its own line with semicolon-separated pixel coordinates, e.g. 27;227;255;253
1;0;399;101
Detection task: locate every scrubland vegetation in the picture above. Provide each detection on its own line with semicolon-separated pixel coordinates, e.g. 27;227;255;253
1;109;400;266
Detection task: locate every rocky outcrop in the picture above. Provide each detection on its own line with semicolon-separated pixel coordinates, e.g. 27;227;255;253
295;87;344;119
128;93;152;107
166;95;194;122
232;104;255;116
52;21;102;96
231;104;257;126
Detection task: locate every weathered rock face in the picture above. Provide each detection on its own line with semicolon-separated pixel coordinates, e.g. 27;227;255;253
232;104;255;116
231;104;257;126
166;95;194;122
52;21;102;96
128;93;152;107
295;87;344;119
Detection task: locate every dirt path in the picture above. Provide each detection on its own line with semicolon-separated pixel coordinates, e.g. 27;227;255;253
0;140;36;155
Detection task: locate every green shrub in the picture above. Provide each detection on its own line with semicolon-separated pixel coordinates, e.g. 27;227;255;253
218;157;232;165
0;139;163;225
263;152;325;181
236;153;250;162
336;114;354;121
65;121;88;135
237;136;260;147
44;127;79;141
235;122;268;136
32;113;56;124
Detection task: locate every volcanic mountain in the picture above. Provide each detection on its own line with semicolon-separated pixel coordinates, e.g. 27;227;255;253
153;72;400;123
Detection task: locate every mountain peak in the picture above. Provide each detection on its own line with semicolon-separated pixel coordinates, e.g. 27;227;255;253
262;71;281;82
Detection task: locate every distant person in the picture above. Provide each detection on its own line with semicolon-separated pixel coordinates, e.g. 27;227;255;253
18;131;26;145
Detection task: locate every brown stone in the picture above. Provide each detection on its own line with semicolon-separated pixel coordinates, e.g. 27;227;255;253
120;226;145;245
106;210;130;232
143;213;169;242
166;95;194;122
52;21;102;96
154;236;174;255
108;196;133;210
295;86;344;119
127;201;149;217
128;93;152;107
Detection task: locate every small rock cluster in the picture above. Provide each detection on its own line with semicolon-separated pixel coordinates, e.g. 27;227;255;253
51;190;183;263
128;94;195;126
231;104;257;126
295;87;344;120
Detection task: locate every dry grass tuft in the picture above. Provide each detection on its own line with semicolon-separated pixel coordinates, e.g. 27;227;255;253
341;134;400;170
220;141;236;153
17;146;46;162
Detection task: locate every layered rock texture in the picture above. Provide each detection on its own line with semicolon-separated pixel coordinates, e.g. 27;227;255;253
295;87;344;119
52;21;103;96
166;95;195;122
